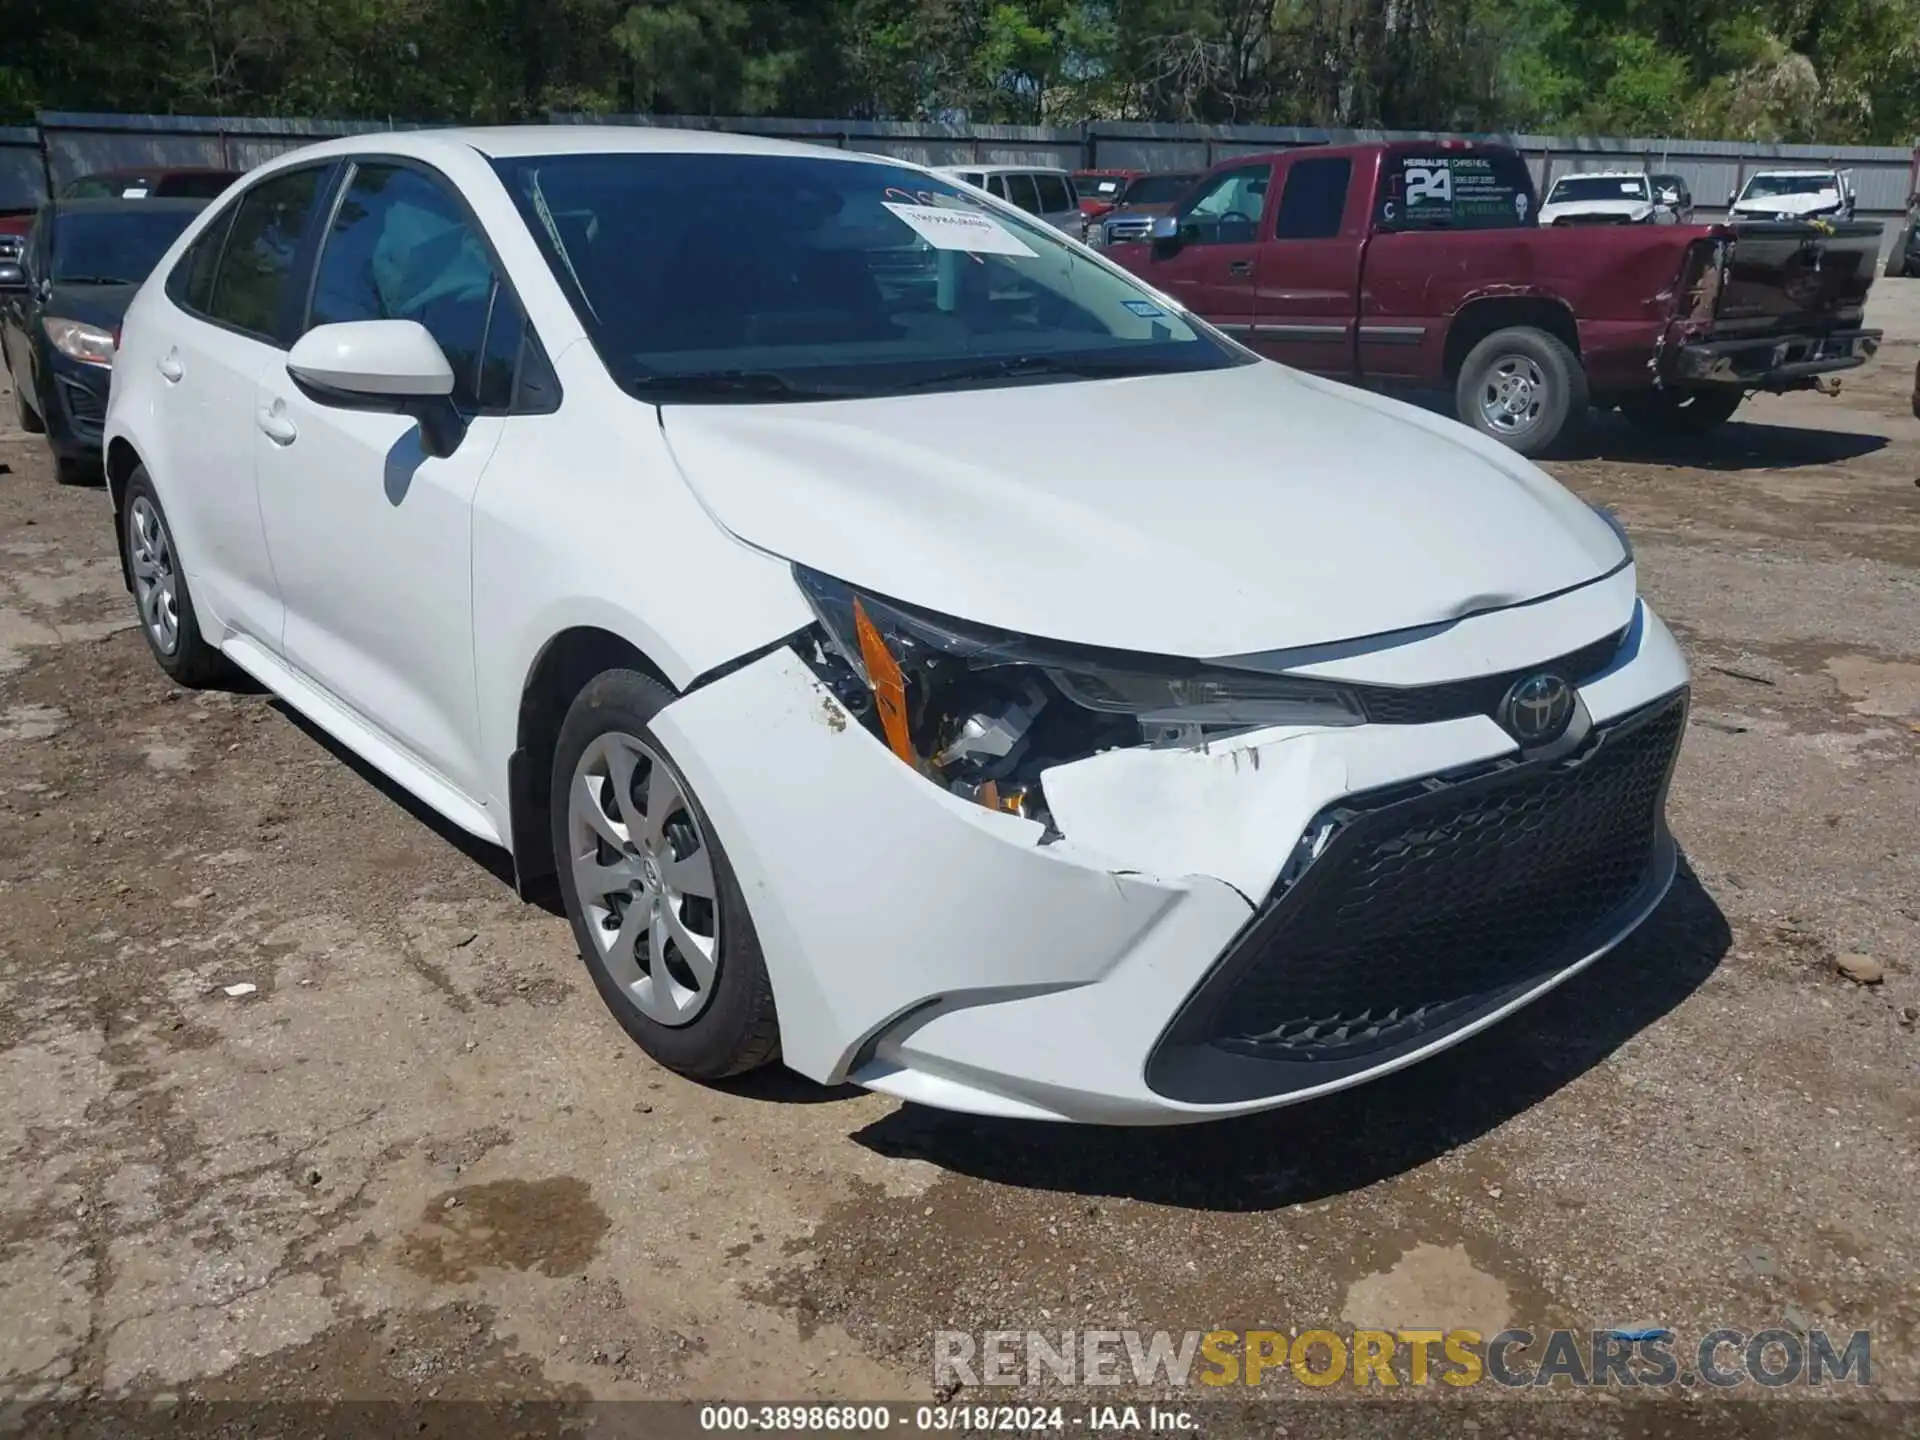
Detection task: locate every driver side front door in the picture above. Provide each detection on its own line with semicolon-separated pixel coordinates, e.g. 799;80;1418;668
1134;163;1272;341
251;160;515;815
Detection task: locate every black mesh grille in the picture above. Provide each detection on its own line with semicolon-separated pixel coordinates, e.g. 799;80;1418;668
1351;628;1624;726
57;375;107;431
1201;693;1684;1064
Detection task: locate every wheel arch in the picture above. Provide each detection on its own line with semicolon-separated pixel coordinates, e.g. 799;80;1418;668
105;437;145;594
1444;295;1582;384
507;626;678;897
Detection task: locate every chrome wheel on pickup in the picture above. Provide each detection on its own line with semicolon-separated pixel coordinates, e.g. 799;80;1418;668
1454;326;1589;458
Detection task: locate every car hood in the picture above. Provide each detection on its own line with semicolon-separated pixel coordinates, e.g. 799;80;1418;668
1732;190;1841;218
659;362;1626;658
1539;198;1652;224
45;282;140;329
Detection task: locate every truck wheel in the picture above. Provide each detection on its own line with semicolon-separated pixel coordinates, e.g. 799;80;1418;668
1454;327;1587;458
1888;235;1912;278
1619;388;1744;436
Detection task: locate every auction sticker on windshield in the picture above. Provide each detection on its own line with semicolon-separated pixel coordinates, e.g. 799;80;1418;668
883;202;1037;257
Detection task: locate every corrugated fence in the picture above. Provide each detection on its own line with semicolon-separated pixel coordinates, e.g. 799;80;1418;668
7;111;1917;256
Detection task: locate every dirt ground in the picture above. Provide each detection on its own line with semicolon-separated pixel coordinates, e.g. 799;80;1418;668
1;283;1916;1435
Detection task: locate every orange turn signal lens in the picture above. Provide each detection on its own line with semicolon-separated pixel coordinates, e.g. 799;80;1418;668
853;598;917;767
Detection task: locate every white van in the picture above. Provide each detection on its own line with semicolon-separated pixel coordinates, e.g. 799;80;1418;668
938;165;1083;236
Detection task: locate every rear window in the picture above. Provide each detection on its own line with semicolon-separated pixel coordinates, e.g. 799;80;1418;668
1033;173;1072;213
1378;150;1538;231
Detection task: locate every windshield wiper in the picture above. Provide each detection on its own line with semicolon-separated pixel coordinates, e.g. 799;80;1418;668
53;275;132;285
875;353;1192;394
624;369;858;403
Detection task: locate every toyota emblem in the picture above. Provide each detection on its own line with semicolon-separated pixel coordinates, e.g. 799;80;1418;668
1501;672;1575;745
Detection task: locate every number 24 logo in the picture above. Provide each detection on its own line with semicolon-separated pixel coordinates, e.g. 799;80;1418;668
1406;165;1452;205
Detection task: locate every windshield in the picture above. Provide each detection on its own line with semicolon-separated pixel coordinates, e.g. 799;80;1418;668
51;208;200;284
1122;174;1197;206
1548;175;1649;203
492;152;1247;401
1741;174;1835;200
1075;175;1127;200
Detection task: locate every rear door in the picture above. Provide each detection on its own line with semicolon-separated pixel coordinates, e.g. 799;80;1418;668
1252;154;1362;374
151;165;333;647
1032;172;1079;235
1132;163;1272;339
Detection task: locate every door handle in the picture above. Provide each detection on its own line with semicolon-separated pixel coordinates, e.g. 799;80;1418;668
1228;260;1254;277
255;405;298;445
157;350;184;383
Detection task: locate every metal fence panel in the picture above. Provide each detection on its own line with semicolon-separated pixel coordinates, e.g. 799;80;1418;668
11;109;1916;255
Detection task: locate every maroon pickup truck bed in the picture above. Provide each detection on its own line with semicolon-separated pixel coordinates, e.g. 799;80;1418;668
1106;141;1881;454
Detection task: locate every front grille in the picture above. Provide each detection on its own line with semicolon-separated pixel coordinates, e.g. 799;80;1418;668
1104;216;1155;243
1181;692;1684;1070
1350;627;1624;726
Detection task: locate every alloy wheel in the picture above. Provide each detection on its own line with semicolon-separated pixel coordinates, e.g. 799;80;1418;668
1478;354;1548;436
128;496;180;655
567;731;720;1026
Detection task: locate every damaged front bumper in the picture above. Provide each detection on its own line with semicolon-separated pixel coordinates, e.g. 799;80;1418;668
646;598;1691;1124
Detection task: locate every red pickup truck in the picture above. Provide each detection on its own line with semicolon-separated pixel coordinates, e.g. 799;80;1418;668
1106;141;1882;454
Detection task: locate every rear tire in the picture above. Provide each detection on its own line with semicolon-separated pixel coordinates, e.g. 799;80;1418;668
121;466;225;686
1454;326;1587;458
551;668;780;1081
1619;387;1744;436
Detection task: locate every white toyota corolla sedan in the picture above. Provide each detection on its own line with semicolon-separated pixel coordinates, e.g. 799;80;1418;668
103;127;1689;1124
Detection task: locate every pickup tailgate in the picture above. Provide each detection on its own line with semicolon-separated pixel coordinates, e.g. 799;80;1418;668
1715;220;1879;334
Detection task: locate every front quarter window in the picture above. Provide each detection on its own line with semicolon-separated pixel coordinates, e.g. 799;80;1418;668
491;151;1248;402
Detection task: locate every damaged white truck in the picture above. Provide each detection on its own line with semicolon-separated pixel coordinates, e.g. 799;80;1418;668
105;126;1691;1124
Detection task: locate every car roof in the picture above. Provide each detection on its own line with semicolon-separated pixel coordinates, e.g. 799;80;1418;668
1552;171;1648;180
937;164;1071;177
47;196;212;216
292;124;882;166
1745;169;1838;178
73;166;240;180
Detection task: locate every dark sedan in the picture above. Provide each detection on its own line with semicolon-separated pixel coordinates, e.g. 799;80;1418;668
1;197;207;483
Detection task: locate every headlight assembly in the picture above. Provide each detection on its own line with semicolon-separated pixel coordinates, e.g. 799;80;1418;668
792;565;1362;819
43;317;117;367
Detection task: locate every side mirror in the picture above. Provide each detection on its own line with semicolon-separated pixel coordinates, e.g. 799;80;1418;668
0;261;25;293
286;319;466;459
1149;213;1183;255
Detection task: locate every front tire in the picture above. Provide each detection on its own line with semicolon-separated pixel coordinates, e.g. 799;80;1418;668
55;452;99;487
1454;326;1587;457
551;668;779;1080
1619;387;1744;436
121;467;225;686
13;380;45;434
